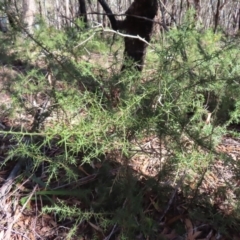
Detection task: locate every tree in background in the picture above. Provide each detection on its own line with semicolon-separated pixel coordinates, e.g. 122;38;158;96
119;0;158;71
78;0;88;26
22;0;36;33
2;0;240;70
98;0;158;71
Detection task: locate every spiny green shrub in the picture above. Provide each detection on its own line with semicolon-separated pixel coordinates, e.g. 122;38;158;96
1;14;240;238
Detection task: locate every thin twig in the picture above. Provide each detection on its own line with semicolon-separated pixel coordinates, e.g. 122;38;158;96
159;173;185;222
73;32;96;49
7;173;34;199
104;223;117;240
104;198;127;240
102;28;152;47
4;185;38;239
0;226;31;240
0;161;22;201
87;12;162;24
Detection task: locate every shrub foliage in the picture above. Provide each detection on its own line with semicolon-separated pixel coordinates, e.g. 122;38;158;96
1;14;240;238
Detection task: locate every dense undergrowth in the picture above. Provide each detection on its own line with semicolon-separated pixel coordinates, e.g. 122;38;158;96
1;15;240;239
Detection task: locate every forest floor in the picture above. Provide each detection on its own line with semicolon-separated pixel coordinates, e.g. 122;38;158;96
1;126;240;239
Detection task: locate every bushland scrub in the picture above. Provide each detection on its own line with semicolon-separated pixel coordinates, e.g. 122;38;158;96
1;14;240;239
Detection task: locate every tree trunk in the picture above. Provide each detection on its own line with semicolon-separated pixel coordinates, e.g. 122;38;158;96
78;0;88;25
65;0;70;26
5;0;19;31
121;0;158;71
22;0;36;33
97;1;101;24
98;0;158;71
98;0;118;30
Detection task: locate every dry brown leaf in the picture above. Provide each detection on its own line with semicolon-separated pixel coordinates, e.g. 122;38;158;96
195;230;214;240
203;230;214;240
190;182;197;190
94;162;102;169
160;227;178;240
185;218;202;240
28;232;35;240
0;170;8;176
24;217;30;226
88;221;104;233
40;226;51;233
185;218;193;234
210;236;216;240
166;214;182;225
233;236;240;240
78;165;90;176
192;231;202;239
49;219;57;227
165;230;178;240
161;227;169;234
15;183;27;192
42;219;48;227
16;221;25;229
42;214;52;219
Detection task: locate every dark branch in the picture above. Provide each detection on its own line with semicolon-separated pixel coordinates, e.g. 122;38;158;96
97;0;118;30
87;12;161;25
78;0;88;24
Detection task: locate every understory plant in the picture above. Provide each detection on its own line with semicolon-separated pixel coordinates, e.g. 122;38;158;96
1;14;240;238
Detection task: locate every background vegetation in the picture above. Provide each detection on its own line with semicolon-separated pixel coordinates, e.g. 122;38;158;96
1;1;240;239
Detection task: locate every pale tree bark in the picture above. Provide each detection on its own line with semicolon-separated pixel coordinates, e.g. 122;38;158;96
102;0;107;28
22;0;36;33
65;0;70;25
97;1;101;23
55;0;60;29
3;0;237;35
